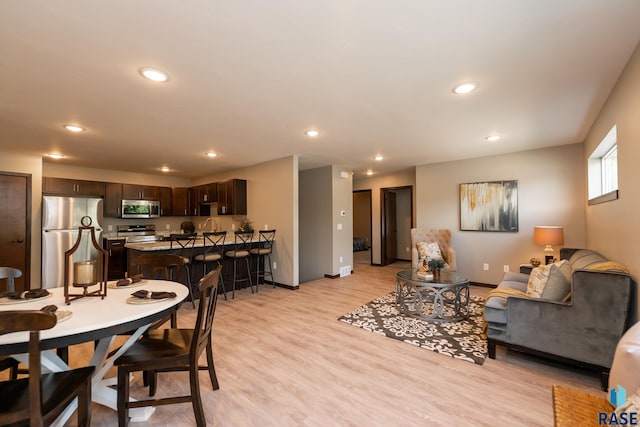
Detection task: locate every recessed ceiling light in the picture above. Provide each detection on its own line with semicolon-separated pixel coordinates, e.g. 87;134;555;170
452;82;479;94
139;67;169;82
366;170;374;176
374;155;384;161
205;152;218;158
63;124;85;132
160;166;171;173
485;135;501;142
47;153;65;159
305;130;319;137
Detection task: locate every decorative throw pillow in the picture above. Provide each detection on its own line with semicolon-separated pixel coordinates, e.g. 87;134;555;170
526;265;551;298
540;260;571;302
416;241;429;263
425;242;444;262
527;260;571;300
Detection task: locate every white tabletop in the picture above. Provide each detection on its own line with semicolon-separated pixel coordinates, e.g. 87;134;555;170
0;280;188;353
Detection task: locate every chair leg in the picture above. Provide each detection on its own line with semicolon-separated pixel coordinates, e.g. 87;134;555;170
77;375;92;427
117;368;130;427
149;371;158;397
218;263;227;301
189;365;207;427
232;258;237;299
205;340;219;390
244;257;254;294
265;253;275;288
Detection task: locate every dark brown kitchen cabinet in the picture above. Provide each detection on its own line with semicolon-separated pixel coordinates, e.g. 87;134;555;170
104;182;122;217
122;184;159;201
196;183;217;204
217;179;246;215
159;187;172;216
188;187;199;216
43;177;105;197
172;187;189;216
104;238;126;280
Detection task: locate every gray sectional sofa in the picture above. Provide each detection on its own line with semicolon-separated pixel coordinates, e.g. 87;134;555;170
485;248;634;389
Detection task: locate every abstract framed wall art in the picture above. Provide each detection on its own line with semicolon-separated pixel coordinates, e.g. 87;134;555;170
459;180;518;232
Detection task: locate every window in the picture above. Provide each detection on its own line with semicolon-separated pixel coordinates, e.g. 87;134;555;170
588;125;618;205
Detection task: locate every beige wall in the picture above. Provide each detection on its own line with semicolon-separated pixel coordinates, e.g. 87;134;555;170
416;144;586;284
194;156;299;287
583;41;640;319
331;166;354;275
299;167;333;282
353;168;416;264
0;151;43;287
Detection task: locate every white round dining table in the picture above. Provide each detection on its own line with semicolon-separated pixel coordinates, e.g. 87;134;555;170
0;280;188;425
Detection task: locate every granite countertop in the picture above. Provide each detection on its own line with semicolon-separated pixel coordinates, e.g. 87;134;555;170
125;236;259;251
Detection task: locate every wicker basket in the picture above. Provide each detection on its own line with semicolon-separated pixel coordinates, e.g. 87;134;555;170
552;385;614;427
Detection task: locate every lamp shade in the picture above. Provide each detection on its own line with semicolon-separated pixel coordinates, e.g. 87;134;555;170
533;226;564;246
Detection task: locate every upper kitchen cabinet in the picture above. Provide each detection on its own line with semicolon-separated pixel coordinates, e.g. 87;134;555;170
217;179;247;215
43;177;105;197
197;183;217;204
159;187;172;216
187;183;217;216
122;184;159;201
104;183;122;217
172;187;189;216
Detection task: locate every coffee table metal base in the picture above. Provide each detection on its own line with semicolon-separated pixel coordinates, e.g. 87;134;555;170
396;273;470;322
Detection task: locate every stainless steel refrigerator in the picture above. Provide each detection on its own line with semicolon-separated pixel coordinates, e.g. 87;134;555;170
42;196;103;289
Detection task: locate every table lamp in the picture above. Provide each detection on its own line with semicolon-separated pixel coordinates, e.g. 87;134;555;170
533;226;564;265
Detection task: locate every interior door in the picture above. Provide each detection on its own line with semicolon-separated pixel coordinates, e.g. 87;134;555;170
0;172;31;292
382;190;397;265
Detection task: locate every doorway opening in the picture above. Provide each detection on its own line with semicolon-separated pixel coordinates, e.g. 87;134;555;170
352;190;372;265
380;186;413;266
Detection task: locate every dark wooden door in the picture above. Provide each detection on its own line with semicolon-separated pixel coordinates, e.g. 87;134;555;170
0;173;31;291
382;190;397;265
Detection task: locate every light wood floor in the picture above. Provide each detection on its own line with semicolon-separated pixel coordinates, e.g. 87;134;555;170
32;263;607;425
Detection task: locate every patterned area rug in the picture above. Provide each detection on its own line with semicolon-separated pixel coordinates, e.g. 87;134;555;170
338;293;487;365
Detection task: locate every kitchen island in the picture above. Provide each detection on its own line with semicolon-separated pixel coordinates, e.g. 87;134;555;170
125;235;264;299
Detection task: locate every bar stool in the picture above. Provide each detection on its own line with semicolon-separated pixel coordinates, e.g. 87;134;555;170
250;229;276;290
193;231;228;300
224;231;254;299
169;233;197;308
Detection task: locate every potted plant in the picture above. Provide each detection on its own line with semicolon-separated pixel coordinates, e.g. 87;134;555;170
239;219;254;233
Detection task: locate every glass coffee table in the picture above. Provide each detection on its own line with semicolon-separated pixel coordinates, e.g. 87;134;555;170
395;269;470;322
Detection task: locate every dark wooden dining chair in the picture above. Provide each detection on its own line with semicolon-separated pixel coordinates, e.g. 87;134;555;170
0;310;94;427
131;253;187;328
114;265;222;427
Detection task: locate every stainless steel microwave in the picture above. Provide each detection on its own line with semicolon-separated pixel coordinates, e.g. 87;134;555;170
121;199;160;218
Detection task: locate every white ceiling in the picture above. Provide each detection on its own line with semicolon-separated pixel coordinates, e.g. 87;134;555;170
1;1;639;179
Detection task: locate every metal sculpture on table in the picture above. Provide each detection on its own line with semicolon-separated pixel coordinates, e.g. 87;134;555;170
64;216;108;304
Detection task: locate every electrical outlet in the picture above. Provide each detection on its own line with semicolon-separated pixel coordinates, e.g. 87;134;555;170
337;223;343;230
503;265;510;272
273;262;277;270
107;225;113;231
405;246;410;253
483;263;489;271
165;224;170;230
339;256;343;263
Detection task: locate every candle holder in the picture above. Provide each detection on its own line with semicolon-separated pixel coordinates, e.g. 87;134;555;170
64;216;108;304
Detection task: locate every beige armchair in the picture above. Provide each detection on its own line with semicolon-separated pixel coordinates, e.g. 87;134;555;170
410;228;456;271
